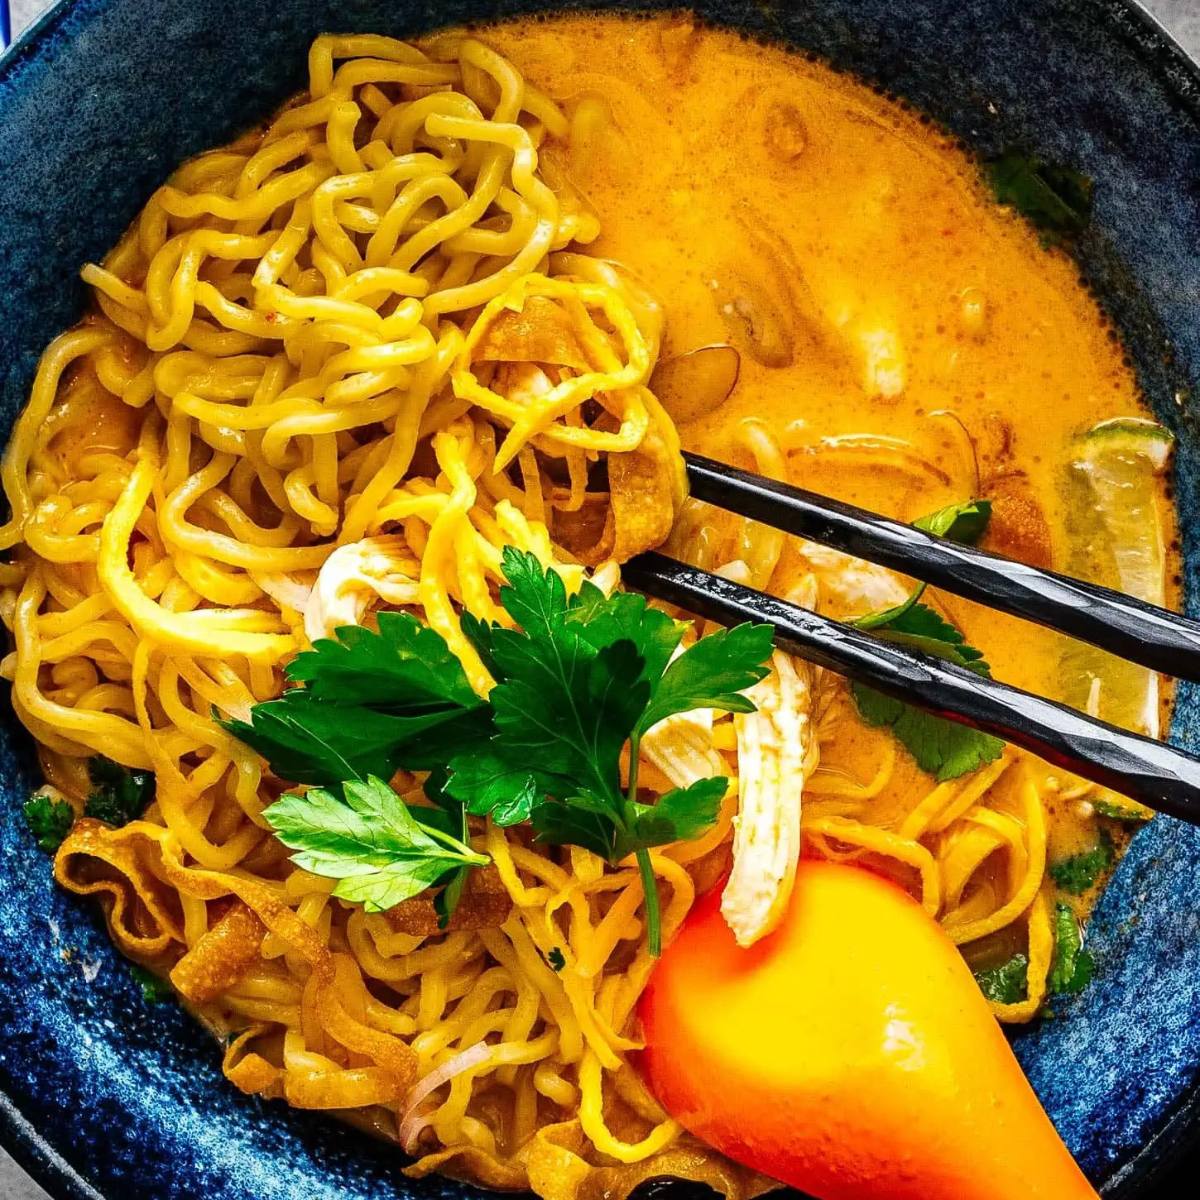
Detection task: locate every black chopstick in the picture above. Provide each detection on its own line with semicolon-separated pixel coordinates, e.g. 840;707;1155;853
682;451;1200;682
624;552;1200;823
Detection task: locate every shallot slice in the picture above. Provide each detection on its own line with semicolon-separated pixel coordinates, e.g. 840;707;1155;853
399;1041;492;1152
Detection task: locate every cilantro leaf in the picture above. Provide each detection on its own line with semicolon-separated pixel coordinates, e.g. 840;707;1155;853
851;603;1003;781
130;965;173;1004
1047;903;1095;995
1049;830;1114;895
547;946;566;972
637;623;775;734
288;611;483;710
987;149;1094;243
974;953;1029;1005
1093;795;1152;823
852;683;1005;780
263;776;488;913
84;757;155;827
24;792;74;853
862;603;991;675
913;499;993;543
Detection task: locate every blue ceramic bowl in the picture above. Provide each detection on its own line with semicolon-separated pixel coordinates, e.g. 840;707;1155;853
3;1;1200;1196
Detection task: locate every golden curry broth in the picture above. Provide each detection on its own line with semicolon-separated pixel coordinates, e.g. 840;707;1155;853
479;15;1177;923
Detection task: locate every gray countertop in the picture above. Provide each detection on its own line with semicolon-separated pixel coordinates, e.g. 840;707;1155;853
2;0;1199;1196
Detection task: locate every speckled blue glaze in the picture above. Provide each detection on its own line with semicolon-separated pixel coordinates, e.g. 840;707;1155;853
2;0;1200;1197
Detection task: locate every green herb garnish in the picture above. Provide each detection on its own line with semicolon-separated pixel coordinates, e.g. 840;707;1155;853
23;792;74;854
547;947;566;972
913;498;993;543
84;756;155;826
1093;795;1152;823
986;149;1094;244
851;499;1003;781
264;776;489;913
130;964;174;1003
228;548;773;953
1047;903;1095;995
1049;830;1114;895
974;953;1029;1005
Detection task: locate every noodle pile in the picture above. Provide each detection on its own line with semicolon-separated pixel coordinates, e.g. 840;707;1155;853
0;30;1059;1200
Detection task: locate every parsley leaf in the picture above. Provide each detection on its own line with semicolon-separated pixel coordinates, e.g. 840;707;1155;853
567;585;686;686
857;500;992;631
547;947;566;972
488;632;649;801
863;602;991;675
452;548;773;954
288;611;483;710
130;965;173;1004
229;545;773;954
974;953;1029;1005
84;757;155;827
444;747;571;827
1049;830;1114;895
1047;903;1095;995
987;149;1094;244
23;792;74;853
612;777;729;861
225;689;492;785
637;624;774;734
263;776;488;914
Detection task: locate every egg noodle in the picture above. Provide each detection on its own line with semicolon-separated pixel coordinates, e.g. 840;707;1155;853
1;32;1054;1199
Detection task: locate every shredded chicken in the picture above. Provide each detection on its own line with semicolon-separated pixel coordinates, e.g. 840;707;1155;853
641;559;745;788
642;704;726;790
304;535;420;642
721;576;819;947
792;540;908;621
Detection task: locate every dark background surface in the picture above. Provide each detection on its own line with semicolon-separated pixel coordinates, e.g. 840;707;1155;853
1;0;1199;1197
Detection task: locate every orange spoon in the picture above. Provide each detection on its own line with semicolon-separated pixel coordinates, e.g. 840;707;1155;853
639;859;1098;1200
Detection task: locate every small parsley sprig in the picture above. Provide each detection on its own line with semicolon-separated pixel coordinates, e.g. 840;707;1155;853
1048;902;1095;996
84;756;155;826
974;952;1028;1005
24;792;74;853
227;548;773;953
851;499;1005;781
1049;830;1114;895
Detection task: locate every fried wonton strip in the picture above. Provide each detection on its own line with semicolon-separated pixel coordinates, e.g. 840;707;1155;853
170;900;267;1003
285;1065;404;1108
988;887;1054;1025
384;865;513;936
223;1024;284;1097
55;818;183;956
60;819;417;1097
568;392;687;565
473;295;590;369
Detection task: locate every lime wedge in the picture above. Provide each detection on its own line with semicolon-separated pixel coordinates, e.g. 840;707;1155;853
1060;417;1173;737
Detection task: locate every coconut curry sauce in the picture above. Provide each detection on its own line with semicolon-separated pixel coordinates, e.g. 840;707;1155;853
479;14;1178;968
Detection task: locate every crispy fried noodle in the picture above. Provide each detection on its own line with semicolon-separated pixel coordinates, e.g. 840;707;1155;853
0;32;1051;1200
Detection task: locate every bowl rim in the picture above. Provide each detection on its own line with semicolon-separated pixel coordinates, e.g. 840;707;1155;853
2;0;1200;1196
